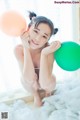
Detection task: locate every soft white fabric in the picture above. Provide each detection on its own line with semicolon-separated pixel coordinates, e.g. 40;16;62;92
0;78;80;120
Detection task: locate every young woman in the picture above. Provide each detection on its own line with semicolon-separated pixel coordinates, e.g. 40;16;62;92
14;12;61;107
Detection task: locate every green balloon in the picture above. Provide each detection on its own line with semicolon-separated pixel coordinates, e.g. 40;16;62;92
54;41;80;71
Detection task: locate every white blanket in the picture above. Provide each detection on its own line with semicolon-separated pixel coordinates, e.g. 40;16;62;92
0;78;80;120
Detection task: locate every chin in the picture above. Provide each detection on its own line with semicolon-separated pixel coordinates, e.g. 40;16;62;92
30;44;44;50
30;46;39;49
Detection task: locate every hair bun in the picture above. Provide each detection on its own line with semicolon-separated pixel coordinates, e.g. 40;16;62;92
28;11;37;20
54;28;58;35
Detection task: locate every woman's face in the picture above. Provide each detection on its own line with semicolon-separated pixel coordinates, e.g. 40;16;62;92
28;23;51;49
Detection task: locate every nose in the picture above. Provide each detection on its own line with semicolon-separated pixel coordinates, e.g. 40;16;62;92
35;35;41;42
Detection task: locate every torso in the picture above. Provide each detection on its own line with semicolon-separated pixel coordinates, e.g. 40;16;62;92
31;43;49;79
31;51;40;79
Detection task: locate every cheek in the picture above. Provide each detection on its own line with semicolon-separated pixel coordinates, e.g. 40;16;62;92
40;39;48;45
29;31;35;39
42;38;49;43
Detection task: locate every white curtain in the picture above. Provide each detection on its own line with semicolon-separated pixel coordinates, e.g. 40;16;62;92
0;0;77;93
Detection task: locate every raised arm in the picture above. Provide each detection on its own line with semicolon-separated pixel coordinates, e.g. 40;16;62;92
20;31;39;91
39;41;61;92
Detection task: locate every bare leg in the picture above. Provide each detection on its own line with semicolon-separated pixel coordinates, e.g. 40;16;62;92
33;90;43;107
14;45;43;107
39;53;56;92
39;42;59;93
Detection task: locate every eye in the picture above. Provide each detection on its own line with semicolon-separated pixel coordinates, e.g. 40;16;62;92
33;30;38;33
43;35;47;39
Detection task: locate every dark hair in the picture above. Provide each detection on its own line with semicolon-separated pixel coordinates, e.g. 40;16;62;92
28;11;58;36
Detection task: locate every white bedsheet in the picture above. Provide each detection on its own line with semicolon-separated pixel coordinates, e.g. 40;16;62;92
0;78;80;120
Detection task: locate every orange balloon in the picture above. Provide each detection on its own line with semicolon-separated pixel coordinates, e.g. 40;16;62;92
0;11;27;36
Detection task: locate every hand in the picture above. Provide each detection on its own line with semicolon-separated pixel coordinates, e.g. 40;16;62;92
20;30;30;48
42;41;61;55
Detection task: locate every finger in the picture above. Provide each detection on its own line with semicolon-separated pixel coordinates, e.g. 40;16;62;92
21;34;30;43
20;31;30;39
54;41;61;48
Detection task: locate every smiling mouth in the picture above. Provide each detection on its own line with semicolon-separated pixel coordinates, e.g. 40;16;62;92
31;40;39;45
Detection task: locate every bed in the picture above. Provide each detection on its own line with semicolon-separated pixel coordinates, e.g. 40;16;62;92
0;77;80;120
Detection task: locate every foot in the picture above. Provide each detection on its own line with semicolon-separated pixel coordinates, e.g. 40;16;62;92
45;91;54;97
33;90;43;107
34;96;43;107
39;89;54;99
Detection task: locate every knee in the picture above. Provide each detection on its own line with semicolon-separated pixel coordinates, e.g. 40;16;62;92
21;77;39;93
40;75;56;92
47;75;56;92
